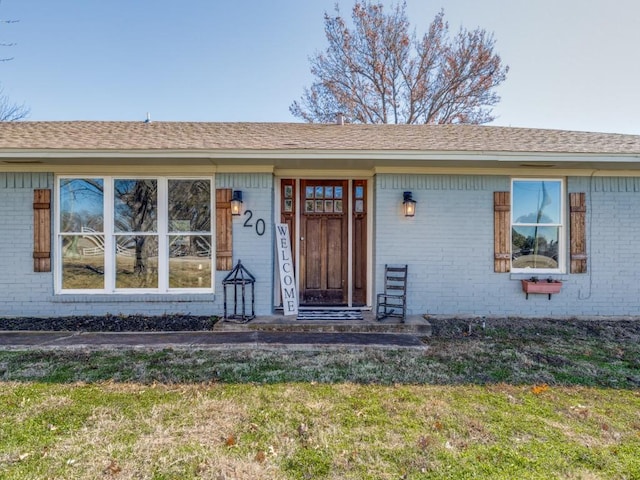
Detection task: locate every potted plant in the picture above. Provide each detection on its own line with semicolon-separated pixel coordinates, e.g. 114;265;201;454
521;277;562;299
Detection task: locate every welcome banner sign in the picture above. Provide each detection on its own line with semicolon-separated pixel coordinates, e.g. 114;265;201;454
275;223;298;315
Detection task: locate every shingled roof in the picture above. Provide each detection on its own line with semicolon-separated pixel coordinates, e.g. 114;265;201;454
1;121;640;155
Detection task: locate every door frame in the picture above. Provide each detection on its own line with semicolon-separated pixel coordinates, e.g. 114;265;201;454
299;179;349;305
274;174;373;309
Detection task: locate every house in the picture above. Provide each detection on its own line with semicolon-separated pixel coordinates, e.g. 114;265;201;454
1;120;640;319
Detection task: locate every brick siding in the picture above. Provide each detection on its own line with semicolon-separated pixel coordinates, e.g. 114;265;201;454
374;174;640;317
0;172;274;318
2;171;640;318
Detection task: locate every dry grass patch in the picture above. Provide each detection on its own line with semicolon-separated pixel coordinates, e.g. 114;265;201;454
1;382;639;479
1;318;639;478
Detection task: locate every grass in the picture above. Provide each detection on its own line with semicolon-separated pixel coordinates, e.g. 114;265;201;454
0;382;638;479
0;318;638;479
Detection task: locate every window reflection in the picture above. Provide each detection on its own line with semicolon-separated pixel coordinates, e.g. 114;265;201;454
59;179;104;233
61;235;104;289
512;181;561;224
115;235;159;289
114;179;157;233
511;179;562;271
168;180;211;232
58;177;213;292
512;226;559;269
169;235;212;288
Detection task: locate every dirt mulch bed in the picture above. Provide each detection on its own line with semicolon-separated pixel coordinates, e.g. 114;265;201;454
426;316;640;342
0;315;218;332
1;315;639;341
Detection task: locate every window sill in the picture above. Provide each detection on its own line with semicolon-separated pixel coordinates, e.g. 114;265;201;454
53;293;215;303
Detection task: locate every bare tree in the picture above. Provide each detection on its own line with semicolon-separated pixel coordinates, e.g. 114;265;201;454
0;15;29;121
0;85;29;121
290;1;508;124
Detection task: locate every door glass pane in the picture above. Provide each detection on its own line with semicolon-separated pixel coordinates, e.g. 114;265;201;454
169;235;212;288
61;235;104;289
115;235;158;288
305;200;314;213
114;179;157;232
59;178;104;233
168;180;211;232
512;226;559;269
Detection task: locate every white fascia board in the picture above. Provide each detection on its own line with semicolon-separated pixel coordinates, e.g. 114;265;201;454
207;149;640;163
1;148;640;164
373;166;640;177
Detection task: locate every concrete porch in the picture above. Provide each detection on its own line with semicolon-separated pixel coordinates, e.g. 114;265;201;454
214;311;432;337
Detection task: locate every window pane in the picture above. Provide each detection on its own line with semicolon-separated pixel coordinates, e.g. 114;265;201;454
513;181;561;224
61;235;104;289
114;180;157;232
168;180;211;232
305;186;314;199
512;226;559;269
169;235;212;288
115;235;158;288
59;178;104;233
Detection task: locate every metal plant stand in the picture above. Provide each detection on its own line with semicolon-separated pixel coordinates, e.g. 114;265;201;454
222;260;256;323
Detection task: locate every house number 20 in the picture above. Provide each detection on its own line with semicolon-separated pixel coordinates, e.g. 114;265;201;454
243;210;266;236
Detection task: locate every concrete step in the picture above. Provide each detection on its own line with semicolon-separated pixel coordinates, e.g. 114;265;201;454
215;314;432;337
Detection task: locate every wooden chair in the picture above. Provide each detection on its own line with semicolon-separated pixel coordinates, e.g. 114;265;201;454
376;264;408;322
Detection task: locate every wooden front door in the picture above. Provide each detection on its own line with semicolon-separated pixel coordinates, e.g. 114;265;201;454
299;180;348;305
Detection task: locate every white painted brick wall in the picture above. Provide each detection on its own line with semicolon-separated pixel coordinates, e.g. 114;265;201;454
0;173;55;317
375;174;640;317
214;173;274;317
3;172;640;318
0;173;275;318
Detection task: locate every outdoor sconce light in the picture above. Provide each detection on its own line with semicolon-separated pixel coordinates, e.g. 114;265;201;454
231;190;243;216
403;191;416;217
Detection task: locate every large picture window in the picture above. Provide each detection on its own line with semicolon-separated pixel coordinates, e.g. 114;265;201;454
57;177;213;293
511;179;563;273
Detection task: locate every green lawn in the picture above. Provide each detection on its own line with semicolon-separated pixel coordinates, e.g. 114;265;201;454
0;382;638;479
0;318;638;479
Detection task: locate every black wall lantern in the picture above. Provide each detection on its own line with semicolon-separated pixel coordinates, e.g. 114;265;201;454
403;191;416;217
231;190;243;216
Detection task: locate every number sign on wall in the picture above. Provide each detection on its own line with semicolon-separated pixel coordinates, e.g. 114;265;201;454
243;210;266;236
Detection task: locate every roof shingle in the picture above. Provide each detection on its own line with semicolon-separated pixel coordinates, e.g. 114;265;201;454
0;121;639;154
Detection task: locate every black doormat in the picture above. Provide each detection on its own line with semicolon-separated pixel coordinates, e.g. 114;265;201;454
296;310;364;321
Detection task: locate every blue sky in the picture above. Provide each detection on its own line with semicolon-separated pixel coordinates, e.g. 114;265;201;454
1;0;639;134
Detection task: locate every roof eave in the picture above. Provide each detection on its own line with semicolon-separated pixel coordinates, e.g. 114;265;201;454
1;148;640;172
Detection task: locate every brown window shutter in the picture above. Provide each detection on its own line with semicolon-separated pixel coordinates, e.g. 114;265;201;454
215;188;233;270
493;191;511;273
33;189;51;272
569;192;587;273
